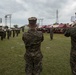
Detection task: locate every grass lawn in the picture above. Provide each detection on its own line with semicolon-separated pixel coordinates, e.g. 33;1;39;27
0;32;72;75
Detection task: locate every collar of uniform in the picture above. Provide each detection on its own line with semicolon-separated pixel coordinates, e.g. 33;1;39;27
28;29;37;33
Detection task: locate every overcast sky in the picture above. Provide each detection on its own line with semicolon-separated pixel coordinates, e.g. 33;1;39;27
0;0;76;27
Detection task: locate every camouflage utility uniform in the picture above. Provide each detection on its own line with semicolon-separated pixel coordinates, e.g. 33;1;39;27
22;29;44;75
64;26;76;75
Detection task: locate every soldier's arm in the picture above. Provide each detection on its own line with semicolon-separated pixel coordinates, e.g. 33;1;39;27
22;32;27;42
22;33;25;41
64;28;70;37
41;33;44;42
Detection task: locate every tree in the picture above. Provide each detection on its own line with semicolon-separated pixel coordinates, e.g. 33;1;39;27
14;25;18;28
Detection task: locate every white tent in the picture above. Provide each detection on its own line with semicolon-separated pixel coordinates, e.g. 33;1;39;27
53;25;59;28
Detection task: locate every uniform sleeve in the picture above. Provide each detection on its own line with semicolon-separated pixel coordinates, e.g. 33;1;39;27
22;33;25;41
22;32;27;42
22;32;29;45
64;28;70;37
41;32;44;42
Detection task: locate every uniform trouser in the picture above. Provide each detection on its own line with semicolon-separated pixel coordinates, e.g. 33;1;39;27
25;55;42;75
70;54;76;75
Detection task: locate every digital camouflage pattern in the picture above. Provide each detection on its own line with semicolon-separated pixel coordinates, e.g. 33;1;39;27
22;29;44;75
64;26;76;75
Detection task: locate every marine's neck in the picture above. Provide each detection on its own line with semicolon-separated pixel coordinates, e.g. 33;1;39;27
29;28;36;30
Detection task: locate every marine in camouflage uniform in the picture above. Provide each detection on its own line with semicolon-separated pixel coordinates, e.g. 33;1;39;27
22;17;44;75
12;29;15;37
64;24;76;75
50;26;53;40
0;26;4;40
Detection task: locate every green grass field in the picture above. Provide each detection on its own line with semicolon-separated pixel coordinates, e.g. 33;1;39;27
0;32;72;75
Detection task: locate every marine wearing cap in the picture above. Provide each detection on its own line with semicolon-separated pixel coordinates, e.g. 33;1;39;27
22;16;44;75
28;17;37;26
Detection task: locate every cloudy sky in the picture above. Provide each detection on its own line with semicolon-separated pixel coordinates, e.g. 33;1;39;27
0;0;76;27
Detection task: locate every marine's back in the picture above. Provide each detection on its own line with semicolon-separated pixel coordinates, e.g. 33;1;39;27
22;29;43;54
64;26;76;50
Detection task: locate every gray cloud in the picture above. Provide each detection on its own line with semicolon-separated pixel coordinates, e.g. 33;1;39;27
0;0;76;27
